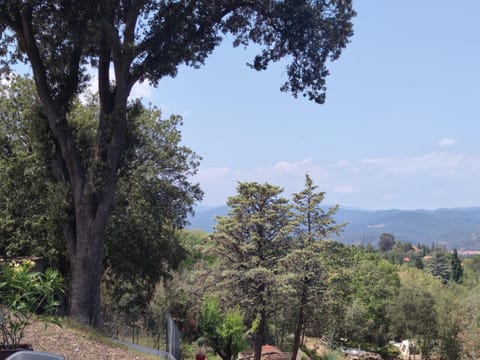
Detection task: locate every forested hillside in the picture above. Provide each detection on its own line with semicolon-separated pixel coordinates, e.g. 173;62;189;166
1;2;479;359
189;206;480;250
168;179;480;360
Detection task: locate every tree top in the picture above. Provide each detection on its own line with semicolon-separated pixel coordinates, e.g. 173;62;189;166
0;0;355;104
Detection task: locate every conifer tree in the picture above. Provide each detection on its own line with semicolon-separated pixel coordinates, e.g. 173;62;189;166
429;250;451;284
451;248;463;284
286;175;343;360
213;182;293;360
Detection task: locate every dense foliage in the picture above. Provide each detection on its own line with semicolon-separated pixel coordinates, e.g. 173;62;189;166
0;77;67;267
213;182;293;360
0;76;202;325
0;0;355;325
156;207;480;360
0;260;64;345
199;297;247;360
2;98;479;357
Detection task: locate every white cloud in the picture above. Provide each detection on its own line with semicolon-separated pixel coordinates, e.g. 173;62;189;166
352;153;466;178
273;157;313;173
195;151;480;209
432;189;446;197
437;138;456;147
367;224;386;229
331;160;350;168
380;193;397;200
333;185;354;194
197;167;231;178
131;80;153;99
360;157;389;165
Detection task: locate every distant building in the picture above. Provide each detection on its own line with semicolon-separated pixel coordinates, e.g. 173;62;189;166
458;250;480;257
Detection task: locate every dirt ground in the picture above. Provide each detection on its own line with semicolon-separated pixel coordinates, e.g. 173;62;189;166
23;321;157;360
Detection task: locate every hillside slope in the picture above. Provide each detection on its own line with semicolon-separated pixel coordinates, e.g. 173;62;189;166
188;206;480;250
24;321;158;360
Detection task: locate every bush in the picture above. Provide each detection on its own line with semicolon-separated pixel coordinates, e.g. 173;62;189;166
0;260;64;345
199;297;247;360
376;344;400;360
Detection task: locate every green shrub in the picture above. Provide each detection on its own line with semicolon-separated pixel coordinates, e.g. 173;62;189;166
0;260;64;345
376;344;400;360
199;297;247;360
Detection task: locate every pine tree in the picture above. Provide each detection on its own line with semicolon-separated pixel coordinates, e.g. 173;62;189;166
451;249;463;284
213;182;293;360
428;250;451;284
286;175;344;360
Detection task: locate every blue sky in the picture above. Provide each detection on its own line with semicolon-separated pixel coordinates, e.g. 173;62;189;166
131;1;480;210
10;1;479;210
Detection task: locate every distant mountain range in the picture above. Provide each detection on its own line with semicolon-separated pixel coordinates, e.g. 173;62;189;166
187;206;480;250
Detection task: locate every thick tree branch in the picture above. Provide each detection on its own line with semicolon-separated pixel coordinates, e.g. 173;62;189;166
57;45;83;110
104;21;123;63
16;7;56;121
124;0;146;44
15;5;86;208
98;47;114;114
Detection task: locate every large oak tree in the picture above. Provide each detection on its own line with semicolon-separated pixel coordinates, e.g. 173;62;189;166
0;76;202;322
0;0;355;325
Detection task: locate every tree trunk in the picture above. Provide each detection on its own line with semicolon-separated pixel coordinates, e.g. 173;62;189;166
68;206;107;326
254;312;267;360
291;308;304;360
292;307;304;360
223;335;233;360
291;283;308;360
